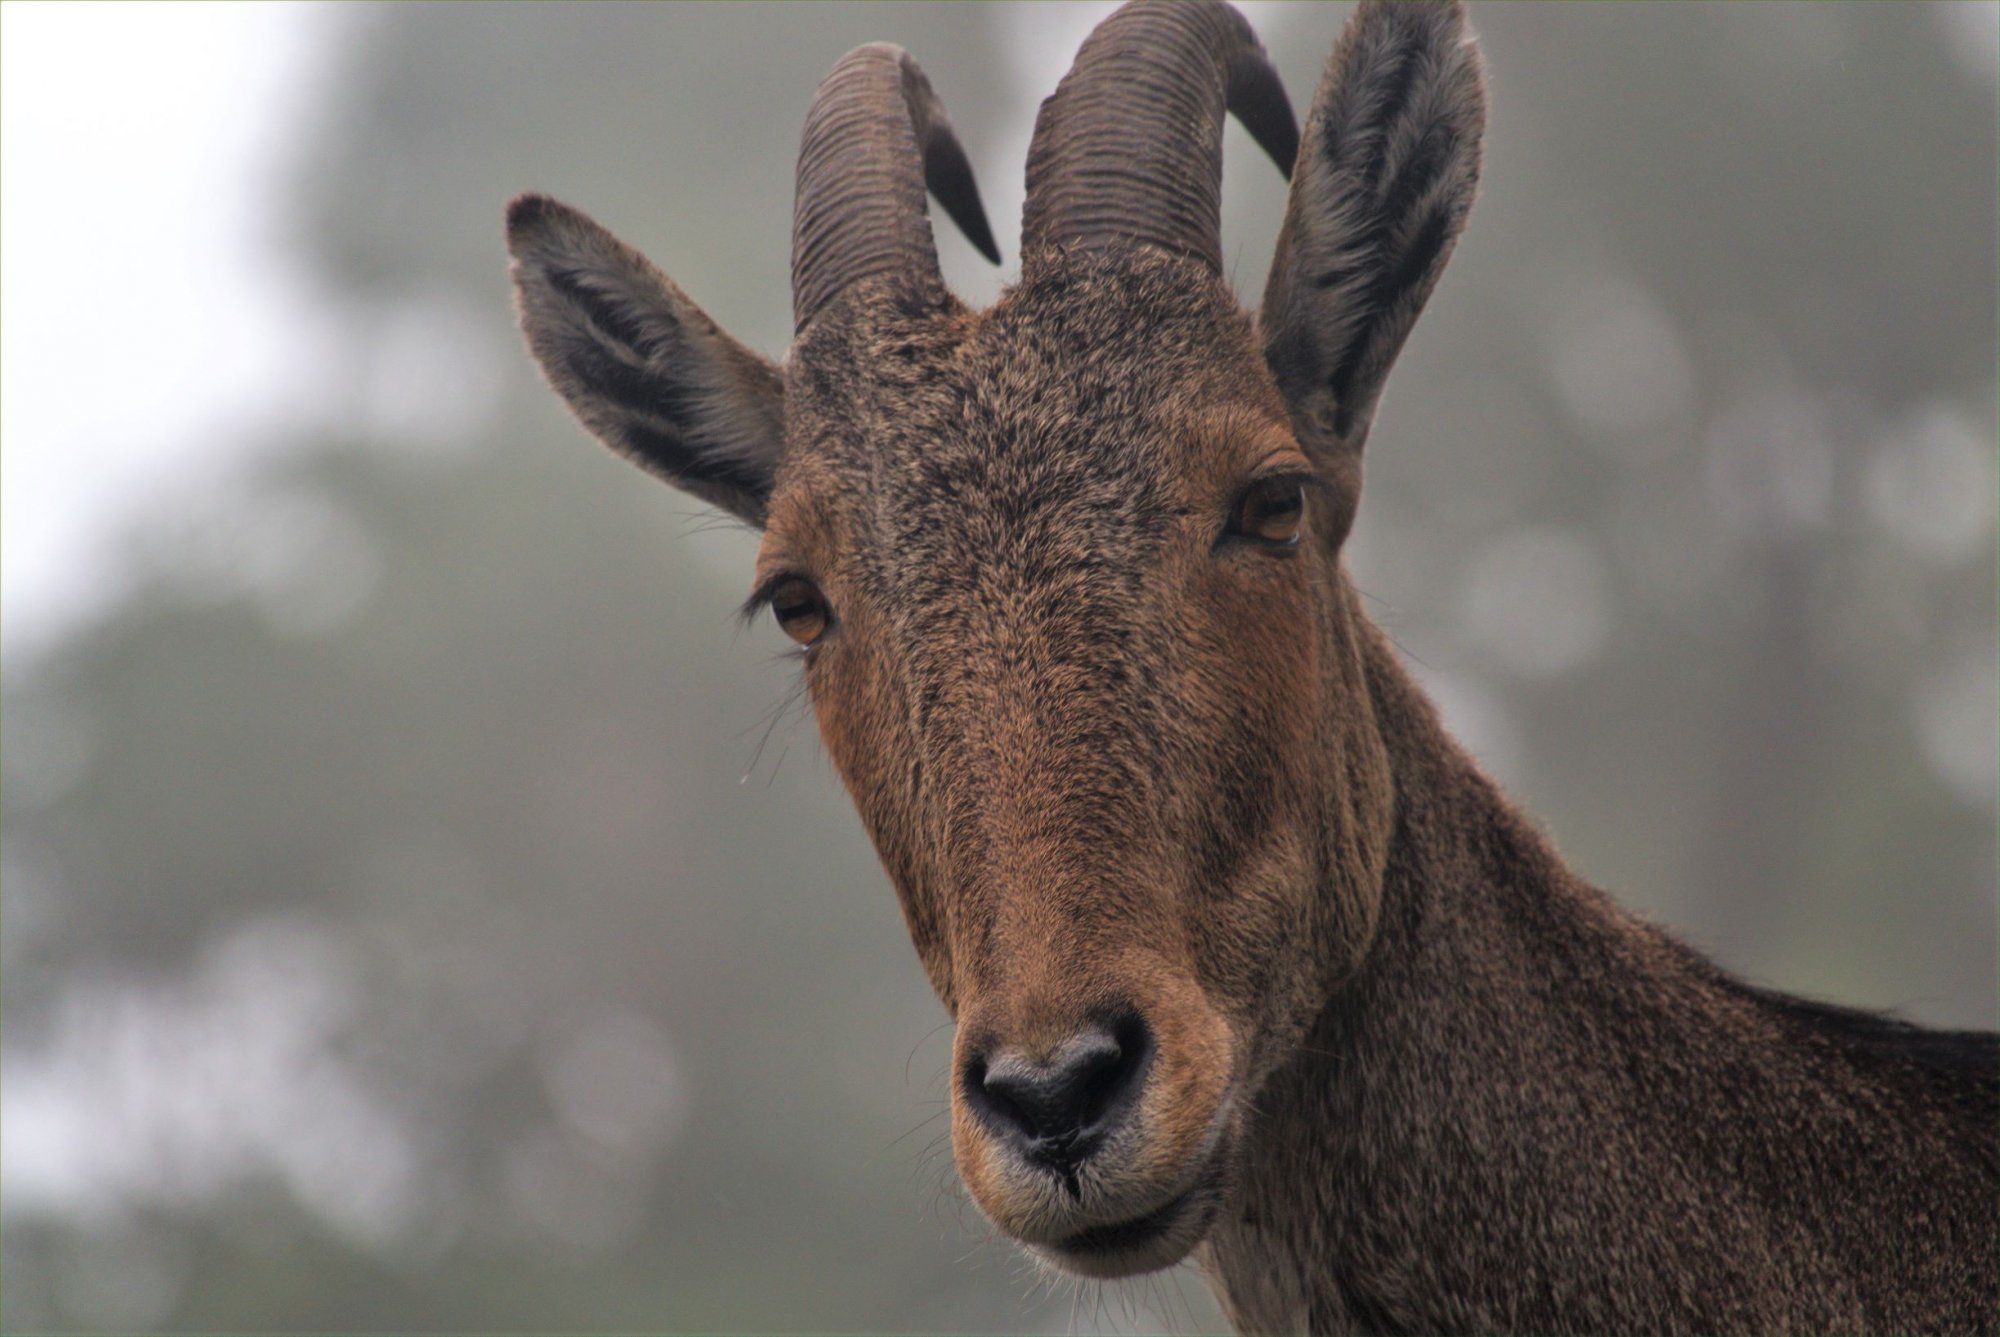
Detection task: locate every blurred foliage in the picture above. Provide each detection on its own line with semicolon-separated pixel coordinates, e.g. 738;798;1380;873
2;3;1994;1332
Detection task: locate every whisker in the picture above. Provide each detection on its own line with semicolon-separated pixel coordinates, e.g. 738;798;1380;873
739;672;810;783
905;1018;956;1086
884;1104;950;1154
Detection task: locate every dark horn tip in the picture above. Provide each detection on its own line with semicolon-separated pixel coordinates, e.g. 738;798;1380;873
962;209;1002;267
904;52;1003;266
1227;19;1300;181
928;140;1002;265
1236;80;1299;182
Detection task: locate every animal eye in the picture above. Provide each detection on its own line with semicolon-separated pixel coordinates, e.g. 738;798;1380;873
769;577;831;645
1229;476;1306;547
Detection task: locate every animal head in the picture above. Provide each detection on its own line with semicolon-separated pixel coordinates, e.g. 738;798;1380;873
508;0;1484;1280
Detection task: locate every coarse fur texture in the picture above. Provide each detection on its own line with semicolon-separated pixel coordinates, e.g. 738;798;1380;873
507;2;2000;1332
1203;636;1998;1333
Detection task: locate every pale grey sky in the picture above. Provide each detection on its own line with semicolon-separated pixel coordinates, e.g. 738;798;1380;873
1;2;335;663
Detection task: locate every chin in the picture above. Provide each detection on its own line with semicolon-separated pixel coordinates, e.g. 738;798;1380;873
1025;1154;1232;1280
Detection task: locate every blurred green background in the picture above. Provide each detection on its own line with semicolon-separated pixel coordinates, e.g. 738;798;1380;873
2;3;1994;1332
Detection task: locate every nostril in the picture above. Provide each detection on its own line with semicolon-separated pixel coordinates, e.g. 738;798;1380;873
982;1037;1119;1142
1078;1011;1151;1132
1068;1041;1126;1133
961;1012;1153;1164
963;1052;1031;1135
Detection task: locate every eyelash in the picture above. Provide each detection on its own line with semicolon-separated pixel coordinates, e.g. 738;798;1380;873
740;574;796;624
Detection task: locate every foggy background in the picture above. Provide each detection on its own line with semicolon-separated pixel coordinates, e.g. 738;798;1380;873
3;3;1994;1332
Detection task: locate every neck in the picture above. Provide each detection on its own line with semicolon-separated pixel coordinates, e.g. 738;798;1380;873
1198;620;1998;1336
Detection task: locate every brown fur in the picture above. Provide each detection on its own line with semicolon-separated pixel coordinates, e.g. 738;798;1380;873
508;3;1998;1332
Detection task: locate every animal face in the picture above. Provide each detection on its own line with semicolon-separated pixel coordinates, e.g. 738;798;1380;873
509;0;1483;1278
768;256;1398;1272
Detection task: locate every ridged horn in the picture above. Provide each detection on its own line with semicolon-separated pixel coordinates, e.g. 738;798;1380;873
791;43;1000;331
1020;0;1298;271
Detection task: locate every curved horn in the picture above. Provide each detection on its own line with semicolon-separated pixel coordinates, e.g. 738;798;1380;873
1020;0;1298;271
791;43;1000;331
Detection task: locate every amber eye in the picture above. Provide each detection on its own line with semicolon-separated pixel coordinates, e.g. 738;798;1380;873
769;577;830;645
1229;476;1306;546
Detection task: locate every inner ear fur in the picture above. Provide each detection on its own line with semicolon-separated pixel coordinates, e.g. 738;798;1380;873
507;193;785;528
1260;0;1485;540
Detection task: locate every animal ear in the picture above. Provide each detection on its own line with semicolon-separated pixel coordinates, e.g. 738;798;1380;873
507;193;785;528
1259;0;1484;540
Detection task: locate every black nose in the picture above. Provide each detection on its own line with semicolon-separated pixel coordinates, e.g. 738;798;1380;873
962;1012;1152;1175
